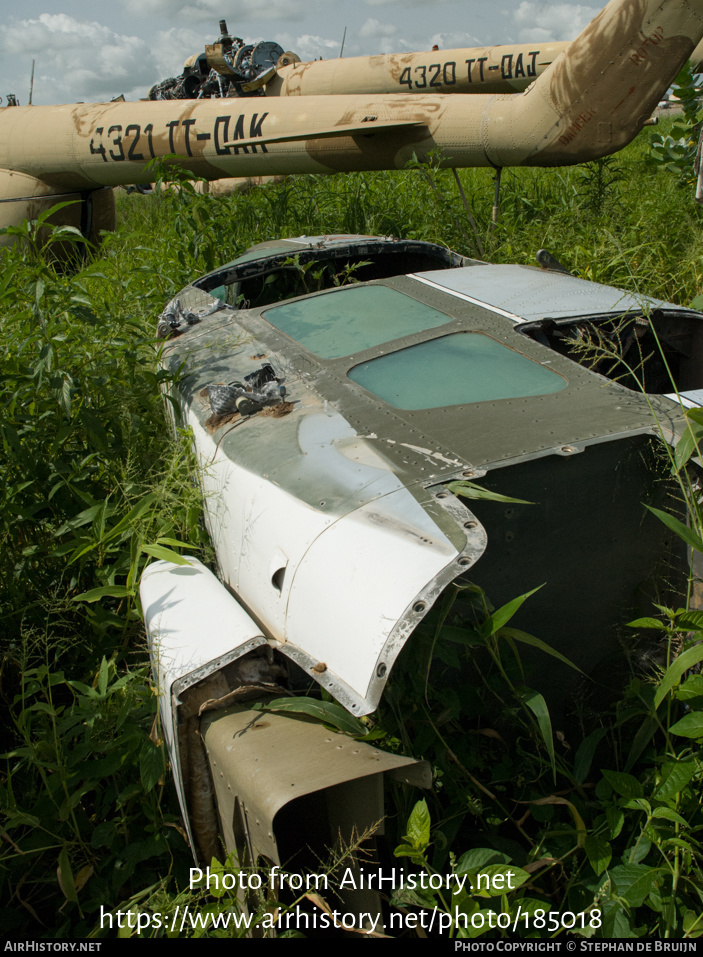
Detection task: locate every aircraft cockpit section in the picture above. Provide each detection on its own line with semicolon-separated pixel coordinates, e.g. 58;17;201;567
144;234;700;879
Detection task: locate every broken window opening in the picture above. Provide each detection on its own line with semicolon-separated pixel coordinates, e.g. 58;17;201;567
195;242;462;311
519;309;703;394
239;250;458;309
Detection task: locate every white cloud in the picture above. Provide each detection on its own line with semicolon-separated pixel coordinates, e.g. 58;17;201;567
359;18;397;39
120;0;304;23
513;2;599;42
364;0;450;7
0;14;152;101
429;31;483;50
274;33;342;61
0;13;136;54
153;27;210;77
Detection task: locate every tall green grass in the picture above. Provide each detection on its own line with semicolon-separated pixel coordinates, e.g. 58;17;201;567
2;124;703;938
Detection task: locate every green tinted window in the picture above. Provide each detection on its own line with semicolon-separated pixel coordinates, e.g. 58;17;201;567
348;333;567;409
262;286;450;359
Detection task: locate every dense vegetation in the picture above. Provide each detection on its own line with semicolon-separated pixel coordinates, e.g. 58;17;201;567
2;121;703;939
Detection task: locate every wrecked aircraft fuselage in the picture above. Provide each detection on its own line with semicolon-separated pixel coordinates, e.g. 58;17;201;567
141;235;700;870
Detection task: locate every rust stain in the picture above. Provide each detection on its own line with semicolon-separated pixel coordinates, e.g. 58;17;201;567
386;52;416;83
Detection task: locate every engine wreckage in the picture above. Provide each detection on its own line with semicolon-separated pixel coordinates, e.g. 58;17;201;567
148;20;288;100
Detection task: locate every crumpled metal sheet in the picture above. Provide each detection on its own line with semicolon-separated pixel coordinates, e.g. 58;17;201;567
207;379;283;415
156;298;224;339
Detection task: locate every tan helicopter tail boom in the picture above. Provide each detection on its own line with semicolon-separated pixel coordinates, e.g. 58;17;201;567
502;0;703;166
266;41;568;97
0;0;700;228
265;30;703;100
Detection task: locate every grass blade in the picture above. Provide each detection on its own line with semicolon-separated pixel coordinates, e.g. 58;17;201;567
521;688;556;782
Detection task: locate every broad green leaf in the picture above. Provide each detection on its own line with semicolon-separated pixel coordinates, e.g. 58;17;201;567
654;644;703;709
626;617;668;630
676;674;703;701
500;627;583;673
155;536;190;549
609;864;658;908
5;812;40;828
405;799;431;852
625;836;651;865
600;900;635;938
393;843;419;859
452;896;479;915
471;865;530;897
605;806;625;840
57;847;78;904
141;544;192;566
390;884;437;910
67;680;96;698
118;912;137;938
72;585;134;603
446;480;533;505
644;505;703;553
624;714;659;772
654;760;696;801
59;786;89;822
675;609;703;630
669;712;703;738
103;491;160;544
574;728;607;783
511;897;551;918
251;697;368;737
683;910;703;938
651;807;688;826
660;836;697;853
673;421;703;471
439;625;484;648
622;797;651;814
584;834;612;876
27;701;59;715
455;848;510;874
91;823;118;850
489;586;544;635
140;743;164;793
601;770;643;800
521;688;555;781
455;910;494;939
97;657;109;697
54;503;105;536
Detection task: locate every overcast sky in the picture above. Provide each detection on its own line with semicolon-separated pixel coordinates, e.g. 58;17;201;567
0;1;602;106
